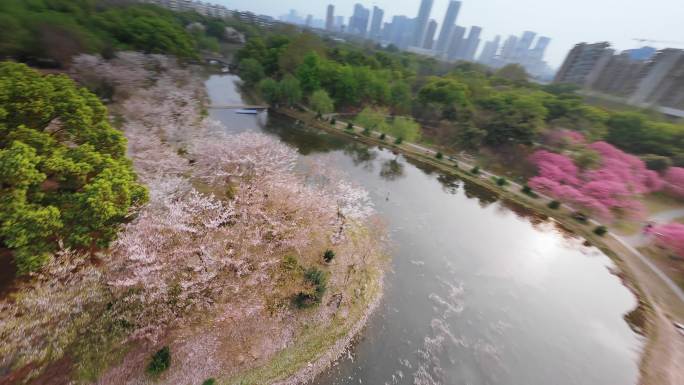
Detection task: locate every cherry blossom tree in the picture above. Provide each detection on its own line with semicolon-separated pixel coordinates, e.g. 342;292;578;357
649;223;684;257
529;142;663;221
664;167;684;198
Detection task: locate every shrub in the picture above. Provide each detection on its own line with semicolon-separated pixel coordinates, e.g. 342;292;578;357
294;267;328;308
379;133;386;140
147;346;171;375
593;225;608;236
470;166;480;175
453;162;459;169
435;152;443;160
362;127;371;136
548;200;561;209
394;137;403;145
330;118;336;125
521;185;538;198
572;211;588;223
642;154;672;172
346;122;354;130
316;112;322;119
282;255;298;270
496;177;508;187
202;379;216;385
293;292;317;308
323;249;335;263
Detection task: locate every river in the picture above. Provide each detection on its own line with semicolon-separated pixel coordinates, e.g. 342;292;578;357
206;74;643;385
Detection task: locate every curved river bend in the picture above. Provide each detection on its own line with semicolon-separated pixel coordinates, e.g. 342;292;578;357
207;75;643;385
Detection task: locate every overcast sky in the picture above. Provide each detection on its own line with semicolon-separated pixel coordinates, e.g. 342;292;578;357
215;0;683;68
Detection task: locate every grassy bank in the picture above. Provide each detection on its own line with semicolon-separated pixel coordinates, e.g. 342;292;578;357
224;257;384;385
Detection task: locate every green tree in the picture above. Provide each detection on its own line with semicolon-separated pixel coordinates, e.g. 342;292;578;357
0;62;147;273
477;92;548;145
355;107;388;132
389;81;412;114
278;32;325;74
457;124;486;150
257;78;279;105
278;74;302;107
238;58;265;85
572;148;601;170
388;116;421;142
418;77;471;120
309;89;334;114
296;52;322;94
495;64;529;83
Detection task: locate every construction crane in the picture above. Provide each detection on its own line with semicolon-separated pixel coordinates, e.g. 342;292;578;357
632;38;684;46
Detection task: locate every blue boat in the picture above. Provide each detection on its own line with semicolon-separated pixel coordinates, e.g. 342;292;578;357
235;108;259;114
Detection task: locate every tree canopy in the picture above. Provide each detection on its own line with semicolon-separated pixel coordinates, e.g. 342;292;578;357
0;62;147;273
0;0;242;66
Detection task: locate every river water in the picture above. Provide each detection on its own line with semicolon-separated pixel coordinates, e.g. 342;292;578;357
206;74;643;385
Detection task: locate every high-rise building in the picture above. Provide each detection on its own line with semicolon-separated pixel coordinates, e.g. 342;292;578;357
500;35;519;61
435;1;462;53
386;16;415;49
335;16;344;31
326;5;335;31
423;19;438;49
554;42;613;86
446;25;466;60
412;0;434;47
629;49;684;109
478;35;501;65
369;6;384;40
592;52;648;97
463;26;482;61
305;14;313;27
349;4;370;36
514;31;536;61
530;36;551;61
623;46;657;61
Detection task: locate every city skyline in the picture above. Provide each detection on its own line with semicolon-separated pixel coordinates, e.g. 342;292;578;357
213;0;683;68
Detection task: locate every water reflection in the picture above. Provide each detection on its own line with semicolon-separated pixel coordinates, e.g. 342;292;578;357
380;158;405;181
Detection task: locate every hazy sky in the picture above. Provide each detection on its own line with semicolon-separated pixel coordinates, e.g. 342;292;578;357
216;0;683;67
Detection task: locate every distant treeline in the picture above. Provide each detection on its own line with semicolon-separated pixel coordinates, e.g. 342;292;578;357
0;0;249;66
235;28;684;166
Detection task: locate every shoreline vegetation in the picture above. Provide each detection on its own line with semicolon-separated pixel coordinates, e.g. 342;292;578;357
275;106;684;385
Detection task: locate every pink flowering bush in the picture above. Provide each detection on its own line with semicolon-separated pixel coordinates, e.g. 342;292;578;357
529;142;663;221
650;223;684;256
664;167;684;198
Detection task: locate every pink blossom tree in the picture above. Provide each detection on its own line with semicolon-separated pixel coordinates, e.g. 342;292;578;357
664;167;684;198
528;142;663;221
650;223;684;257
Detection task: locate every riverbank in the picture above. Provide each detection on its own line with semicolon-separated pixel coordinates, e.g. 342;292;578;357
278;106;684;385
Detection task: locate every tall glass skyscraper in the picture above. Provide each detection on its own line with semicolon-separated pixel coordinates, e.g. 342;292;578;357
412;0;434;47
369;6;384;40
436;1;462;53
